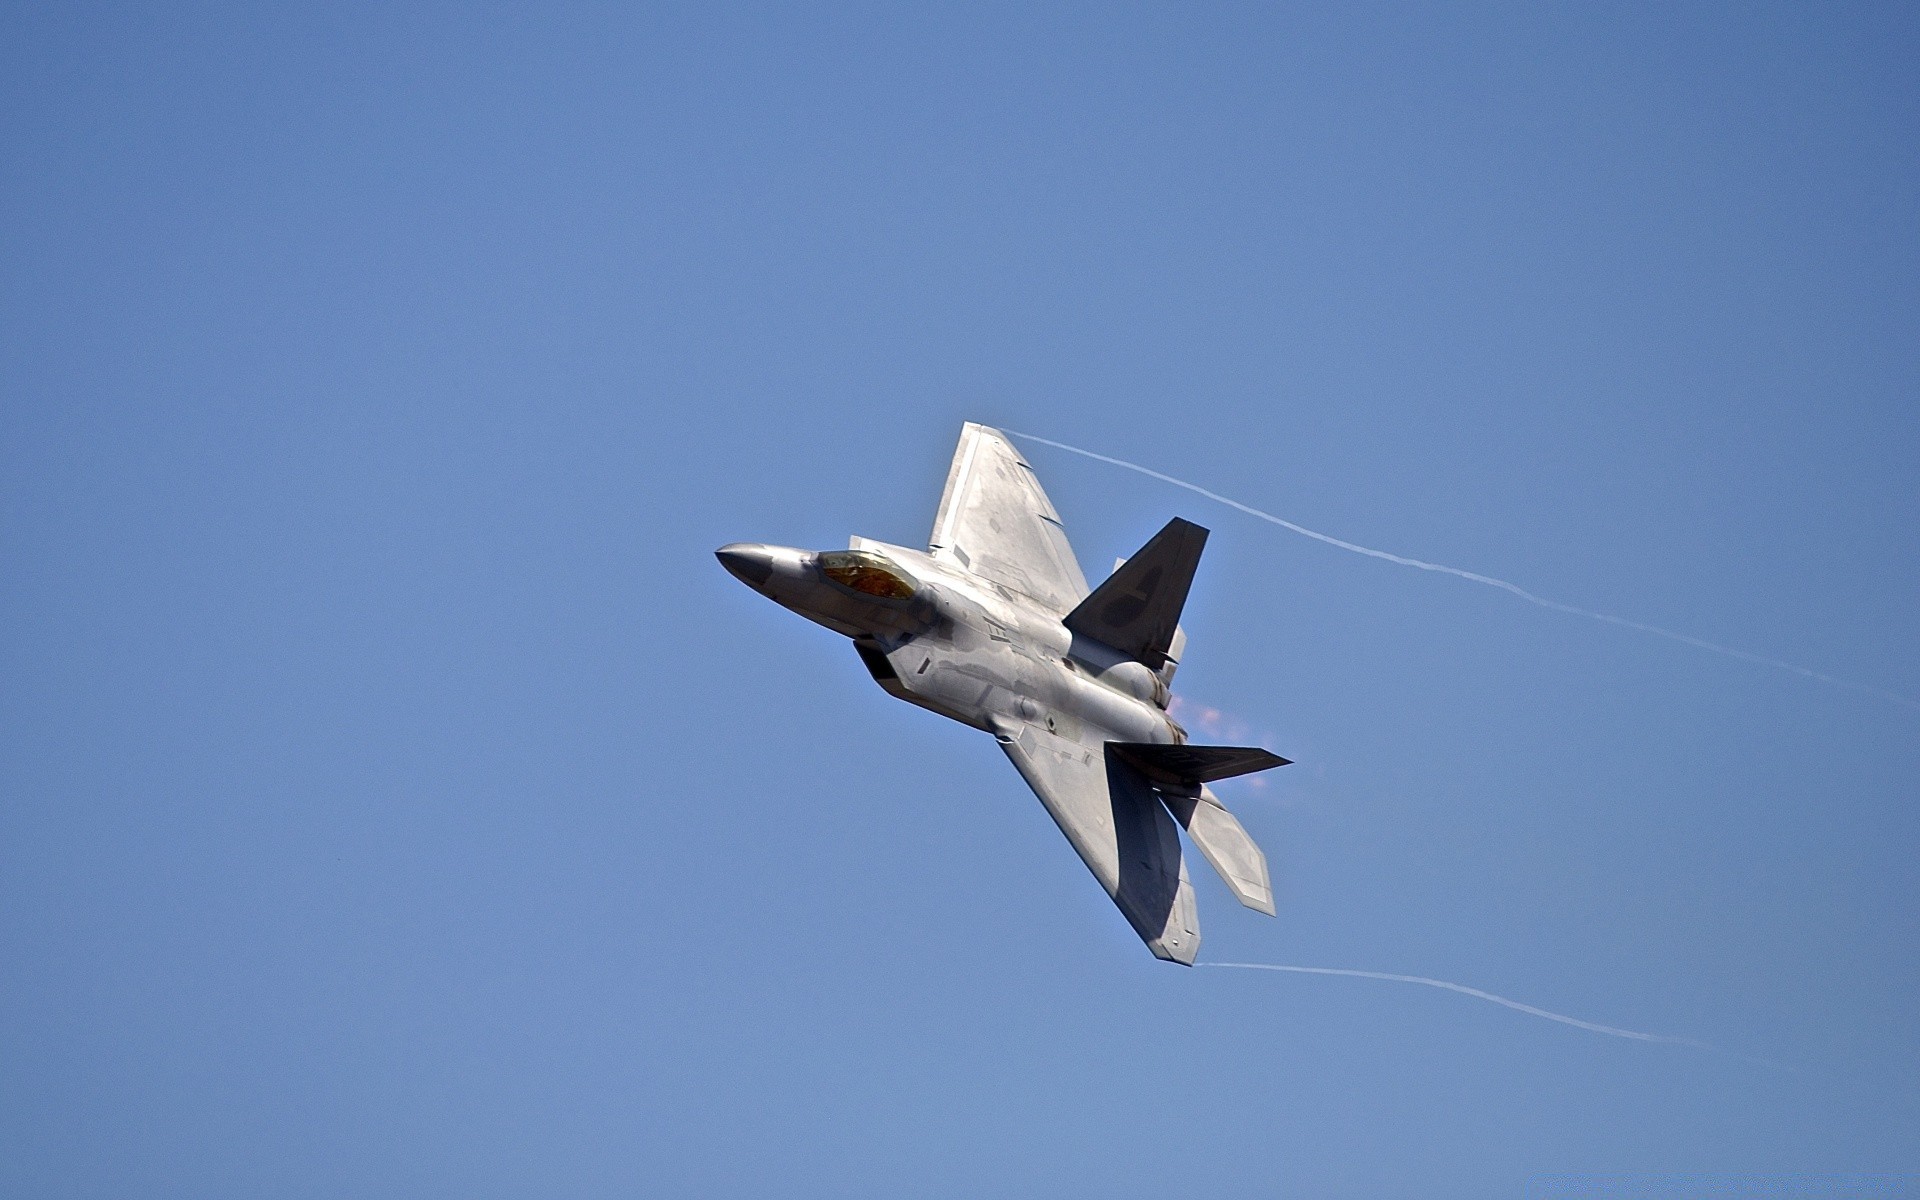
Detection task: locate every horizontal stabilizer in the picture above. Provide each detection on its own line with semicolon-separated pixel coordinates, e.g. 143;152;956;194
1064;518;1207;669
1160;788;1275;915
1108;742;1291;787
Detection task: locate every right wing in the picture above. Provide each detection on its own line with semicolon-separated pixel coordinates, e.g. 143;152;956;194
929;423;1089;615
997;722;1200;964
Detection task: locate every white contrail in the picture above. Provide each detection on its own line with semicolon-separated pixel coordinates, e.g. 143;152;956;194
1202;962;1709;1048
1004;430;1919;711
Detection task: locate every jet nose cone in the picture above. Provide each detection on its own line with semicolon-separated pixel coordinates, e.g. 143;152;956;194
715;543;776;588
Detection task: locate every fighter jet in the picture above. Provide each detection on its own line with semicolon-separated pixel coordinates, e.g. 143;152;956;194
716;422;1287;964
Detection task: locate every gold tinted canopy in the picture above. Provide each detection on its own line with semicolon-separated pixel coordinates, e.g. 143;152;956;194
818;550;917;600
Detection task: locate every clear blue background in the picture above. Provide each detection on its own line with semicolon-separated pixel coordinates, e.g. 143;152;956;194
4;4;1916;1196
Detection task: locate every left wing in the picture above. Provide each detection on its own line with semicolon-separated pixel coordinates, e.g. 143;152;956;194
929;423;1089;614
997;722;1200;964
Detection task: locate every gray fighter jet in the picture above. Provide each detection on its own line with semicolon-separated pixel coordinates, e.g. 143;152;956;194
716;422;1287;964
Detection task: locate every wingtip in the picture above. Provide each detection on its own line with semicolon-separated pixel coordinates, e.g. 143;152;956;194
1149;934;1201;966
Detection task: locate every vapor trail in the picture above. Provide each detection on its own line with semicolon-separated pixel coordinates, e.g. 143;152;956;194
1005;431;1918;710
1202;962;1709;1048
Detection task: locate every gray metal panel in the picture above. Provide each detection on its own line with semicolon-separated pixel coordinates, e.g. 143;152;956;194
998;722;1200;964
929;423;1090;614
1160;786;1276;916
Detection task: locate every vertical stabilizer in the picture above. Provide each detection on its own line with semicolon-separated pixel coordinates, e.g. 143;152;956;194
1064;518;1207;669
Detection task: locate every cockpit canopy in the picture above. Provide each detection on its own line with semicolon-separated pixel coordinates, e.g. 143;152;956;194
818;550;918;600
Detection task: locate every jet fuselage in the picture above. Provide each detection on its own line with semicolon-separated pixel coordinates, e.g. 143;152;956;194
716;539;1184;749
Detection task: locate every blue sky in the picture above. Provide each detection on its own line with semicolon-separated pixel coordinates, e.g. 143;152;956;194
4;4;1917;1196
